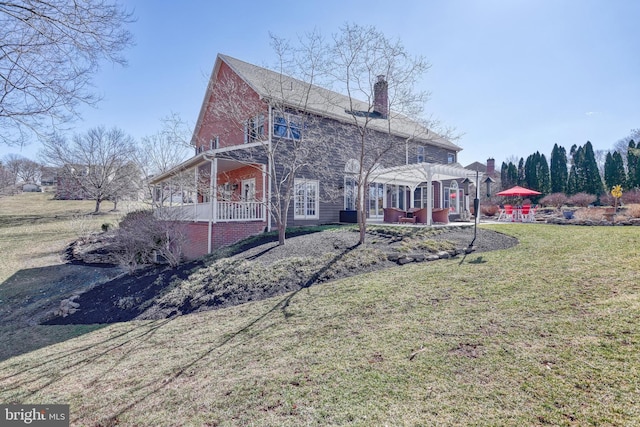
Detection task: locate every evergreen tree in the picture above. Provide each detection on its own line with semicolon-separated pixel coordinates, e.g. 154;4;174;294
524;154;535;190
582;141;604;196
550;143;568;193
517;158;525;186
507;162;518;189
500;162;509;189
604;151;626;190
628;140;639;188
538;153;551;195
567;145;586;195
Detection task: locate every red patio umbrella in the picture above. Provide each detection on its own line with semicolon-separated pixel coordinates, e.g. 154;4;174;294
496;185;542;197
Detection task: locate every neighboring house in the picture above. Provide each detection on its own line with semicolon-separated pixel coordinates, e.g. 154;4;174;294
465;158;500;198
150;54;476;259
55;165;91;200
22;183;41;192
40;166;59;193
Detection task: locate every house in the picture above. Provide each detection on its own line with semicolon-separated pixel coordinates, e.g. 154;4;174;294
150;54;476;259
465;158;500;198
55;165;91;200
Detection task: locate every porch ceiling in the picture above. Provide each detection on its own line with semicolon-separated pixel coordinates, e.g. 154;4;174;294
370;162;477;187
149;153;255;185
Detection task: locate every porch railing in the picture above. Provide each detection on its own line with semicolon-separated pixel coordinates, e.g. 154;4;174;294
155;201;265;222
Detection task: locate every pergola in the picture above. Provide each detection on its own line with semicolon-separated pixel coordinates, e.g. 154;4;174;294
370;162;478;225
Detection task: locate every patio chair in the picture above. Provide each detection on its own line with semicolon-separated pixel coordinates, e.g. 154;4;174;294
383;207;405;223
521;204;536;222
431;208;450;224
408;208;428;224
498;205;514;222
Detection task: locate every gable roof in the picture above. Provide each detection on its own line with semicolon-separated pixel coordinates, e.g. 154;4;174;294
465;161;487;173
194;54;461;152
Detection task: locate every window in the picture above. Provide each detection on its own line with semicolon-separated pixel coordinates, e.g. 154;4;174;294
417;146;425;163
447;152;455;164
244;114;265;143
273;112;302;140
344;176;357;210
242;178;256;201
294;179;319;219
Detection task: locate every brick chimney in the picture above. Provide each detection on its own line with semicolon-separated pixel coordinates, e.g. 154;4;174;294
486;158;495;176
373;75;388;119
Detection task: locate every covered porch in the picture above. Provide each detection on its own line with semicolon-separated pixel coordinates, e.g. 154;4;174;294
369;162;478;226
149;152;268;224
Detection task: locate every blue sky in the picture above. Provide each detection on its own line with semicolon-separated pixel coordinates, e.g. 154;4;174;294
5;0;639;167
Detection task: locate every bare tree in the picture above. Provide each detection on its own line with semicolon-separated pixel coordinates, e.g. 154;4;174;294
613;129;640;162
325;23;438;243
2;154;22;186
0;0;134;146
3;155;42;184
135;113;193;206
204;32;333;246
40;126;138;213
203;26;449;246
0;161;16;193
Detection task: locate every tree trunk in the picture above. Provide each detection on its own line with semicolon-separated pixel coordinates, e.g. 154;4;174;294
358;209;366;244
94;198;102;213
278;223;286;246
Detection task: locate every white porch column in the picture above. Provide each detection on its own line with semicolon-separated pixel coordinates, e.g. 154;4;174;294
212;158;218;224
424;165;434;226
194;166;198;220
261;164;267;221
207;157;218;254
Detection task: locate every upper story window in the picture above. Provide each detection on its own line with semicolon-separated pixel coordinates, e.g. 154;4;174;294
244;114;265;144
417;146;425;163
447;152;456;164
273;112;302;140
196;136;219;154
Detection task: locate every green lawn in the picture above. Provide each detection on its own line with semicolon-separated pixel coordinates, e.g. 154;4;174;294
1;211;639;425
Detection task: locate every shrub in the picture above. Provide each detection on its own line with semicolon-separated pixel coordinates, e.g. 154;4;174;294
567;192;597;207
599;193;615;206
113;209;186;272
481;204;500;217
625;204;640;218
622;189;640;204
540;192;567;209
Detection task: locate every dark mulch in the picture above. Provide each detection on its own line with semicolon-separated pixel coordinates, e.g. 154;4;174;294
41;226;518;326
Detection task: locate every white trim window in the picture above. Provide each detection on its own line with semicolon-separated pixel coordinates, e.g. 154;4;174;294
273;112;302;140
244;114;265;143
447;152;455;164
417;146;425;163
294;179;319;219
344;176;357;210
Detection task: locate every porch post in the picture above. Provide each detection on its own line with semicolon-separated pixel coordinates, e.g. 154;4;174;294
409;184;416;209
261;164;267;221
207;157;217;254
194;166;198;220
212;158;218;224
424;165;433;226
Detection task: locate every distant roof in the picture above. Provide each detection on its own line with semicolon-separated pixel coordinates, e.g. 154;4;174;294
202;54;461;153
465;161;487;173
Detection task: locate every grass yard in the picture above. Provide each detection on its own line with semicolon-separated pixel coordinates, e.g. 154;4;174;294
1;197;639;426
0;193;138;360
